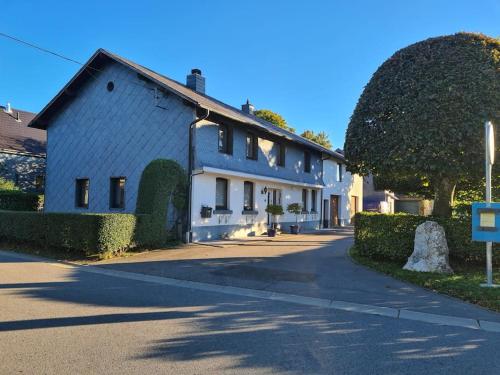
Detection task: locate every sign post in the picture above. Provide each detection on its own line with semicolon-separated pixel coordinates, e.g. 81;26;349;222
471;122;498;287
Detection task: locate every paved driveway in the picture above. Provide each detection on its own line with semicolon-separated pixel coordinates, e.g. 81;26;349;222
96;229;500;322
1;250;500;374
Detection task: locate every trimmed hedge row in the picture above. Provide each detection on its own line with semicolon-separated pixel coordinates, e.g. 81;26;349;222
0;210;139;258
0;190;44;211
354;212;498;266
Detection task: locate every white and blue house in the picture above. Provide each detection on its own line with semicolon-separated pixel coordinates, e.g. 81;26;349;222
29;49;361;241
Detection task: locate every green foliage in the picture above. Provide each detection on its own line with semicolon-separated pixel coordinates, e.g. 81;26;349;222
354;212;498;266
0;191;43;211
254;109;295;133
287;203;302;224
300;130;332;149
345;33;500;216
0;176;18;191
265;204;284;216
286;203;302;215
0;211;137;259
135;159;187;247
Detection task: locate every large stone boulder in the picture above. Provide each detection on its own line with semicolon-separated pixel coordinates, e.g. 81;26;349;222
403;221;453;274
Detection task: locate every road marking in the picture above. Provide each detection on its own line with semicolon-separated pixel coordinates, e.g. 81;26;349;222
1;250;499;333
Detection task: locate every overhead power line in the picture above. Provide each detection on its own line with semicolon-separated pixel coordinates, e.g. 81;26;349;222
0;31;86;66
0;31;164;104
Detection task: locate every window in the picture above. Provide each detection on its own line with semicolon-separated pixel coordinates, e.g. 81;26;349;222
311;190;317;212
215;178;228;210
246;133;258;160
218;124;232;154
75;178;89;208
337;163;343;182
35;175;45;190
243;181;254;211
302;189;308;212
304;152;311;173
277;143;285;167
110;177;126;209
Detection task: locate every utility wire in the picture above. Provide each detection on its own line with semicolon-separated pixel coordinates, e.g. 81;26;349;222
0;31;164;104
0;31;86;66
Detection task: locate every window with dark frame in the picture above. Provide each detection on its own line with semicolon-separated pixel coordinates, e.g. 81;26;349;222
218;124;232;154
215;178;229;210
246;133;258;160
302;189;308;212
277;143;285;167
337;163;343;182
311;190;317;212
110;177;126;209
304;151;311;173
243;181;254;211
75;178;89;208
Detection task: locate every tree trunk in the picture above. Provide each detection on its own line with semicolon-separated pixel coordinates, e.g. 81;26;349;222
432;178;456;217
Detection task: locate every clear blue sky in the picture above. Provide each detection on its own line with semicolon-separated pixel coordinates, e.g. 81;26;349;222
1;0;498;148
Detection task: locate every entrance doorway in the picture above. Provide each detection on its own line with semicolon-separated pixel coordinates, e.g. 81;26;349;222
267;189;282;226
323;199;329;228
330;195;340;227
350;195;358;222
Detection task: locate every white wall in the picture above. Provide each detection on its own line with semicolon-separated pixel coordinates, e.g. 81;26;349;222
191;172;321;239
322;159;363;225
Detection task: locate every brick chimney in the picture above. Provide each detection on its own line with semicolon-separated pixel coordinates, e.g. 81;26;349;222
241;99;254;115
186;69;205;94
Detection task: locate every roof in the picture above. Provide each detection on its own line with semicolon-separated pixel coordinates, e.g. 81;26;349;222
29;48;345;161
0;106;46;157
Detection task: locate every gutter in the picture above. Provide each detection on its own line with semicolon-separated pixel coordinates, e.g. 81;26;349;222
186;106;210;243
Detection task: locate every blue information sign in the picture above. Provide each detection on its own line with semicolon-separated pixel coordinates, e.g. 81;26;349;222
471;202;500;242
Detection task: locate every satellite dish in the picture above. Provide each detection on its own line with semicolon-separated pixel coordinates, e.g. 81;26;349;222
486;121;495;165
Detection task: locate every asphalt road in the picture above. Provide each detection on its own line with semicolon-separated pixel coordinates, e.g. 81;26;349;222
97;230;500;322
1;251;500;374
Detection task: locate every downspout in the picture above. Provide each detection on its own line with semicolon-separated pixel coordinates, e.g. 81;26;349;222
186;106;210;243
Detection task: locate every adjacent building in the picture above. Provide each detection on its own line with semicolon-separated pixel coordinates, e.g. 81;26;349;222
0;103;46;191
322;152;363;226
29;49;361;241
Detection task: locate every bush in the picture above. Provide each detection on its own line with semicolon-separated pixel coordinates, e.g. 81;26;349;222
354;212;498;266
0;190;43;211
135;159;187;247
0;210;137;259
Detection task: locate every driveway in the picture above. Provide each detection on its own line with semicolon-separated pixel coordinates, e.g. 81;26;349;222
96;229;500;323
2;250;500;374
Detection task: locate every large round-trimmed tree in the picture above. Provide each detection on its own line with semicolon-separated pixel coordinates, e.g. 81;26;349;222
345;32;500;217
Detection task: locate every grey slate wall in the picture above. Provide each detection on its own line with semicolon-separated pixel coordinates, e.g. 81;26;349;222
45;62;195;213
0;152;45;192
195;121;323;185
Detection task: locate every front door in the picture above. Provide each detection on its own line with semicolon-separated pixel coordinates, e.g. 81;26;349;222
350;195;358;223
330;195;340;227
267;189;282;225
323;199;329;228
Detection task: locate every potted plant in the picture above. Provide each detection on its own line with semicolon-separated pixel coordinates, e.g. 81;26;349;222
287;203;302;234
265;204;284;237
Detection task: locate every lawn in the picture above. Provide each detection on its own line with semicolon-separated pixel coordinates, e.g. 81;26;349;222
349;246;500;313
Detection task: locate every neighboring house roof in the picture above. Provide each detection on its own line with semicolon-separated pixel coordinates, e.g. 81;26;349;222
29;48;345;161
0;106;46;157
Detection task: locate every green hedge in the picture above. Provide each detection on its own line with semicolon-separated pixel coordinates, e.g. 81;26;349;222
0;190;43;211
0;210;138;258
135;159;187;247
354;212;498;266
